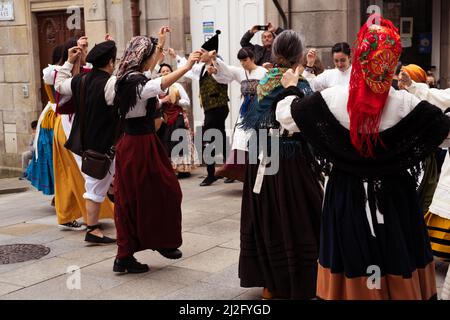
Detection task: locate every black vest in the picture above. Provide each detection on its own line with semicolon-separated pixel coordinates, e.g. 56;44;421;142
65;69;117;155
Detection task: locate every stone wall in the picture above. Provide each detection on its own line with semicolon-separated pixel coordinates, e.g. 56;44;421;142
0;0;35;171
265;0;360;69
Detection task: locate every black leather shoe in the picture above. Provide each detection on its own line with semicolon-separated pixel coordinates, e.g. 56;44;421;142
113;256;149;274
200;176;218;187
85;230;116;244
157;248;182;260
224;178;235;184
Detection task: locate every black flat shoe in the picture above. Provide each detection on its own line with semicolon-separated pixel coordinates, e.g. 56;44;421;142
157;248;182;260
200;176;218;187
85;226;116;244
113;256;149;274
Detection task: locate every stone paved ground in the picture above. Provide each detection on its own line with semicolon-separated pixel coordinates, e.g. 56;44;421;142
0;169;447;300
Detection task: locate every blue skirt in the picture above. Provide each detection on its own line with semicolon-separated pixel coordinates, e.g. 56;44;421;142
27;128;54;195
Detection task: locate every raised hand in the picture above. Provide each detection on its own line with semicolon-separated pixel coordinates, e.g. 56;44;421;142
250;25;259;34
104;34;114;41
267;22;277;33
208;50;217;61
158;52;166;64
281;66;302;88
158;26;171;47
306;49;317;67
68;46;82;64
186;50;202;69
168;48;177;59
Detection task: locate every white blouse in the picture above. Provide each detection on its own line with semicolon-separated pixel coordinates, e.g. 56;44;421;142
302;66;352;92
42;65;59;85
212;59;267;84
406;81;450;112
276;85;450;145
54;61;164;116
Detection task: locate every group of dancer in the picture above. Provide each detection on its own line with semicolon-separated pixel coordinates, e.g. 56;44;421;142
24;15;450;299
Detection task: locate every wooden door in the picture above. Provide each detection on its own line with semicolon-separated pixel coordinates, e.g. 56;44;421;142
36;10;85;109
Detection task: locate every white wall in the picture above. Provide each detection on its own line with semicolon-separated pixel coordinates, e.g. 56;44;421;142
189;0;265;138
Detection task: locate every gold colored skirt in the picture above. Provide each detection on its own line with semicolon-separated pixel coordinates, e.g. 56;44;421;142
52;116;114;224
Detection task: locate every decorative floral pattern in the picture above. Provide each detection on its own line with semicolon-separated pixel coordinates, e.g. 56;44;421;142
358;26;402;94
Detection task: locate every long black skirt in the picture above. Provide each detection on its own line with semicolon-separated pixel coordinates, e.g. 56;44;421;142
239;153;323;299
318;169;437;300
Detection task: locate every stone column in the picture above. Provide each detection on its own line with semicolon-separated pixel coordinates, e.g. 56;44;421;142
84;0;108;49
106;0;133;58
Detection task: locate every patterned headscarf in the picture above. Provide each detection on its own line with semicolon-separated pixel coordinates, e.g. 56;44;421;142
347;15;402;158
116;36;157;79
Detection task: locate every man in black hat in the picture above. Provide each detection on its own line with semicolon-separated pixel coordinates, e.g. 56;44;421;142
55;40;118;244
172;30;230;187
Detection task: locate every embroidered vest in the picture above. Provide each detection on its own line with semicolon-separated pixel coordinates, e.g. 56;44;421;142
199;66;229;112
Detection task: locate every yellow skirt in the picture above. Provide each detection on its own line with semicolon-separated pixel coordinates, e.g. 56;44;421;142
52;116;114;224
424;211;450;262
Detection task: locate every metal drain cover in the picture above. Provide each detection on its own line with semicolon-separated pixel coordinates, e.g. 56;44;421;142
0;244;50;265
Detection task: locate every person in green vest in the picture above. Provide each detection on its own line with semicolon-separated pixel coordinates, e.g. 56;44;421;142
172;31;230;186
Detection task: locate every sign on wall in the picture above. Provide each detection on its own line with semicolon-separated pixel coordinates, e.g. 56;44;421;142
0;0;14;21
203;21;215;42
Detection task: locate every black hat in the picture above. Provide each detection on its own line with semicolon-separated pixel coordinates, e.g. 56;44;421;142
201;30;221;52
86;40;117;68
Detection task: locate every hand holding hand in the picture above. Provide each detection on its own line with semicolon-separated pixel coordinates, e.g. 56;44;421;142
68;46;82;64
207;65;218;75
186;50;202;69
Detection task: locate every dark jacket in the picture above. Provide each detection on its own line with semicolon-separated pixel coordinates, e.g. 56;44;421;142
240;27;284;66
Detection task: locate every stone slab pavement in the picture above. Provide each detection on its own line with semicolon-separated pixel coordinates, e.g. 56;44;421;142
0;168;448;300
0;169;262;300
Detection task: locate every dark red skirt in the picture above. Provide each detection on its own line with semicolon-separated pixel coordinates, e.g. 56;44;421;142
114;133;182;259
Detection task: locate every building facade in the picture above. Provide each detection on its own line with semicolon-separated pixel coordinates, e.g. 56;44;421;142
0;0;449;173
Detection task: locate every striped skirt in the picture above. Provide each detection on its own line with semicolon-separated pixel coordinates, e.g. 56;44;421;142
424;211;450;262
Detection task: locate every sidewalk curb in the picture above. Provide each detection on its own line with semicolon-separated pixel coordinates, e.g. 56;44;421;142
0;187;29;195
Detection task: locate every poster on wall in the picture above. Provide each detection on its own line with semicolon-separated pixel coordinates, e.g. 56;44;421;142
418;33;432;55
203;21;215;42
0;0;14;21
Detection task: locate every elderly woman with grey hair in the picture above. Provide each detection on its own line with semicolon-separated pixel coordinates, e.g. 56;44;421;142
238;30;323;300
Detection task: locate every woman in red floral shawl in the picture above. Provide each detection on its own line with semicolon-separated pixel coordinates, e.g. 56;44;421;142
275;16;450;299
